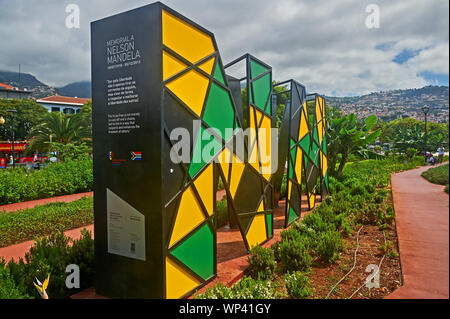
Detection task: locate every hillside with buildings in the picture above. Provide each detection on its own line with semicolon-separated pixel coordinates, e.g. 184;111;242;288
1;70;449;123
326;86;449;123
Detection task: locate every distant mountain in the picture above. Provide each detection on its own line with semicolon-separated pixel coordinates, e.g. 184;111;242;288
0;70;45;88
0;70;56;98
325;86;449;123
57;81;91;98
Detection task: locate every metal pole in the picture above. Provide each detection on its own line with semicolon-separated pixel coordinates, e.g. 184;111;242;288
7;109;17;168
424;112;428;152
11;113;15;168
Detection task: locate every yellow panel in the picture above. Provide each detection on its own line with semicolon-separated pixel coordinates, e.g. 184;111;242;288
169;186;206;247
229;156;245;198
198;57;215;75
217;147;231;184
315;98;322;123
294;146;302;184
258;111;272;180
246;214;267;249
249;106;259;172
163;50;187;81
162;10;215;64
298;105;309;141
287;180;291;200
193;164;213;216
166;257;200;299
318;120;324;145
322;151;328;176
257;200;264;212
309;193;315;209
166;69;209;117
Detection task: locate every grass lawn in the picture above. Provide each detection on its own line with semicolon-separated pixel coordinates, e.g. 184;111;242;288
421;164;449;193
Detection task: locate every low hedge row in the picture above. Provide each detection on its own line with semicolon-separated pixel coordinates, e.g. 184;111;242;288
0;196;93;248
0;159;93;205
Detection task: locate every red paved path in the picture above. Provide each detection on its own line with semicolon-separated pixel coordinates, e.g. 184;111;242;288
0;192;93;213
386;164;449;299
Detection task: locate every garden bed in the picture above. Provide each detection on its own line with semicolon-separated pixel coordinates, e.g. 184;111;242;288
0;196;93;247
195;157;423;300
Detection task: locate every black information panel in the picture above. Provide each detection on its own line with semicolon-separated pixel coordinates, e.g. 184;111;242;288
91;3;163;298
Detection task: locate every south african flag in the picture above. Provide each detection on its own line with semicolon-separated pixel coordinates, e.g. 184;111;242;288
131;152;142;161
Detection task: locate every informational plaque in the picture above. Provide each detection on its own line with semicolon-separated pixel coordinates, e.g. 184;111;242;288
91;3;164;298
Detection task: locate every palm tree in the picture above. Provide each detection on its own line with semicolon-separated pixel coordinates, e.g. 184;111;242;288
28;112;91;152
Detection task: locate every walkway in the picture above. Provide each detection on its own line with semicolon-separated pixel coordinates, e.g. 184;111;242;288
0;192;93;213
387;164;449;299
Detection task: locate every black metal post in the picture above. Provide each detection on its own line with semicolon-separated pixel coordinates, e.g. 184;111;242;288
7;109;17;168
424;112;428;152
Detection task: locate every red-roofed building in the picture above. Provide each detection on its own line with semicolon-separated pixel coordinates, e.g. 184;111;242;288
0;82;32;99
36;95;91;114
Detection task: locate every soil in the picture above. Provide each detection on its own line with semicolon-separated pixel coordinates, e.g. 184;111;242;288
308;222;402;299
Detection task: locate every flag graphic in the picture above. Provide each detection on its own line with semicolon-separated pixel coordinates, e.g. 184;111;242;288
131;152;142;160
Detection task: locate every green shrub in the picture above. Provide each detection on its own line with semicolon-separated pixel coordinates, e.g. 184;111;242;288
314;230;342;263
276;239;312;273
215;199;228;229
285;271;311;299
6;229;94;299
0;158;93;205
247;246;276;280
0;258;29;299
195;277;282;299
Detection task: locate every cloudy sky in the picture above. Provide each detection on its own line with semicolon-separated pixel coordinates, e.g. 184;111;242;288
0;0;448;96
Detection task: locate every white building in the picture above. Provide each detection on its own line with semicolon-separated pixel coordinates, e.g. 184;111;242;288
36;95;91;114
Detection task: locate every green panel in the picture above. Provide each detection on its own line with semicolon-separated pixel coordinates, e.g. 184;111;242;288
213;60;225;86
288;206;298;224
322;135;327;155
189;126;222;178
203;82;235;142
250;59;268;78
171;223;214;280
299;134;311;154
311;142;320;165
266;213;273;236
289;141;297;180
313;125;319;144
252;73;271;111
325;171;329;189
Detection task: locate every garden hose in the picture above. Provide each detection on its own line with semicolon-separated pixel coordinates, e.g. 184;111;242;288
347;231;387;299
325;225;364;299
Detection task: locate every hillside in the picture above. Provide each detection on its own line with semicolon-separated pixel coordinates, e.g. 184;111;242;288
326;86;449;123
0;70;56;98
56;81;91;98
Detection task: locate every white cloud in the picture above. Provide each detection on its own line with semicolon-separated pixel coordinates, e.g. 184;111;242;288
0;0;448;95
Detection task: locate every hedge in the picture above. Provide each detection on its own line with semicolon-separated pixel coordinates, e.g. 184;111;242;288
0;159;93;205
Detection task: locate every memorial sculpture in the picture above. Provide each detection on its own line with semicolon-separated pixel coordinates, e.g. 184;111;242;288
91;2;328;299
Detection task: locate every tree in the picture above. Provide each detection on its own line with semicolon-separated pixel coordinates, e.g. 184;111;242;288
0;98;47;141
27;112;91;155
327;110;381;177
379;118;449;153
